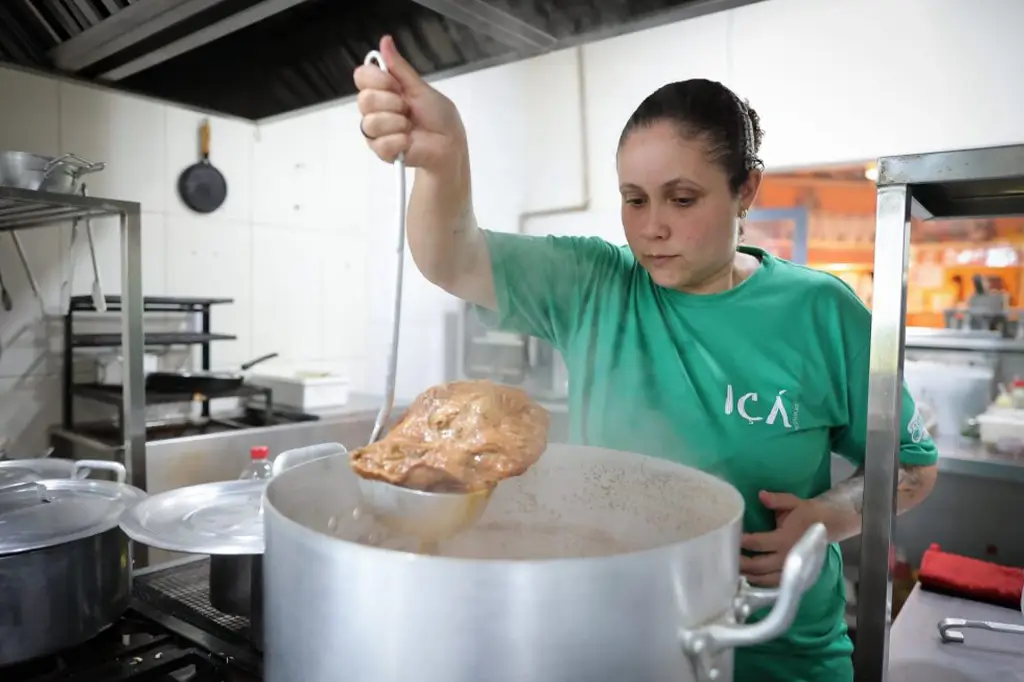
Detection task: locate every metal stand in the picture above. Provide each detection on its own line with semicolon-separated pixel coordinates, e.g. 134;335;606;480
855;144;1024;682
62;295;239;432
0;186;146;489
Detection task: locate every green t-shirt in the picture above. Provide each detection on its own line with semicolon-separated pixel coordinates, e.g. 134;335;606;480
475;230;938;682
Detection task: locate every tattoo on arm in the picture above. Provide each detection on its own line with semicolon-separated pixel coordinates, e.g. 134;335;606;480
812;463;934;541
894;463;932;510
818;463;930;514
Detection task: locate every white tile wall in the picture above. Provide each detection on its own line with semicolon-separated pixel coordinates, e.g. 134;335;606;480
0;0;1021;453
0;68;265;454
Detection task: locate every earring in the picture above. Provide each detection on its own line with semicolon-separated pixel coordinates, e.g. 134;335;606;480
739;208;748;220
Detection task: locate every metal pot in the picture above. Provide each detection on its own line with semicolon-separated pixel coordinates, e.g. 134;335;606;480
263;444;828;682
0;151;105;194
0;459;146;667
209;554;256;616
118;443;346;649
208;554;264;650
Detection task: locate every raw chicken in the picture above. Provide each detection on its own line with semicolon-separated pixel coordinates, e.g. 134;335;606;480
349;380;550;493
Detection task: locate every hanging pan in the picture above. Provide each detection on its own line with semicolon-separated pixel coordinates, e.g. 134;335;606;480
178;119;227;214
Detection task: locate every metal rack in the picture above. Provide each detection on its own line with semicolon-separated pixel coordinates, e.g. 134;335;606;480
62;295;248;433
0;186;146;489
855;143;1024;682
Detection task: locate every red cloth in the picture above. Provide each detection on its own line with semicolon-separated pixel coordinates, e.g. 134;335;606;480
918;543;1024;609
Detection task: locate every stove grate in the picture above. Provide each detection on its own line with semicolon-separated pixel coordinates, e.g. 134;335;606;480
133;558;251;650
0;613;234;682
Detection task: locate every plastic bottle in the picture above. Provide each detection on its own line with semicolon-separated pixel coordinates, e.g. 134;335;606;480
1012;379;1024;410
239;445;272;480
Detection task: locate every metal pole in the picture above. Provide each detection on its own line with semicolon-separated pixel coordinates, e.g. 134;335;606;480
120;208;146;492
853;184;913;682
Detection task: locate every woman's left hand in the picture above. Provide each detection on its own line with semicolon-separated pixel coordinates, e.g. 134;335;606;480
739;491;829;587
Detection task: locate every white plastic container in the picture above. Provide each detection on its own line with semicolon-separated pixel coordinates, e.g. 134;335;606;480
976;408;1024;446
247;369;350;411
96;352;158;385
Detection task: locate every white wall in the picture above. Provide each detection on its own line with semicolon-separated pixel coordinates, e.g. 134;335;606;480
0;0;1021;454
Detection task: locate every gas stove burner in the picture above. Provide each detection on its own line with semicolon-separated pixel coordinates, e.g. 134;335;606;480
3;611;257;682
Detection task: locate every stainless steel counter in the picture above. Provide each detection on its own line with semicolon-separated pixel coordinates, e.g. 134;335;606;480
935;435;1024;483
889;585;1024;682
74;393;403;566
57;394;403;487
906;328;1024;354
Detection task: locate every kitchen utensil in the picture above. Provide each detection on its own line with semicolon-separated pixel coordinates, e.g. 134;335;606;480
60;216;79;316
939;617;1024;643
0;151;104;194
355;477;493;545
365;49;407;446
178;119;227;214
0;459;146;666
263;443;829;682
0;263;12;312
10;232;41;306
82;184;106;312
145;352;279;394
356;51;490;544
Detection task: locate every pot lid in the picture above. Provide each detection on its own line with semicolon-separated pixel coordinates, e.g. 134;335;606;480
0;460;146;556
118;479;267;555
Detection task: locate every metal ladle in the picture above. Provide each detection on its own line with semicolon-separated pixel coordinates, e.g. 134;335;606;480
357;49;493;548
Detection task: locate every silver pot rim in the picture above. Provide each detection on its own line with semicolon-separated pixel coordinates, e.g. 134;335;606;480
262;445;747;567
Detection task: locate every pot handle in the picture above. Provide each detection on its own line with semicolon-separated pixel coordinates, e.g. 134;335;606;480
271;442;348;477
41;154;106;180
72;459;127;484
679;523;829;680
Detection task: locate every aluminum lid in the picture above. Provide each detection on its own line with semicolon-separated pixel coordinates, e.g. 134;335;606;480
0;460;146;556
119;479;268;555
116;443;350;556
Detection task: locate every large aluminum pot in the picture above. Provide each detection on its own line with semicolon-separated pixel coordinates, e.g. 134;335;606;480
0;459;145;667
263;444;828;682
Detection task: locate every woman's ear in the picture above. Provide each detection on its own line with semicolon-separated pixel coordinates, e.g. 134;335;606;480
739;169;762;213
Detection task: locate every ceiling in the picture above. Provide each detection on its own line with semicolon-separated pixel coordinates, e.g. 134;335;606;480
0;0;766;120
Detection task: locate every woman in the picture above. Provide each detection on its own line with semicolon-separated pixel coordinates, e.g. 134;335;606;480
354;36;938;682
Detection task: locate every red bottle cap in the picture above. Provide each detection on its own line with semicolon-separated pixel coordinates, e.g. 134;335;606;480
250;446;269;460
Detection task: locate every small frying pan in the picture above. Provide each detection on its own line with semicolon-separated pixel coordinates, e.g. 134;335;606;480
178;119;227;214
145;352;279;395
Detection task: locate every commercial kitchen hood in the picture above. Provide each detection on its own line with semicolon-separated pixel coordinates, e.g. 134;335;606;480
0;0;766;121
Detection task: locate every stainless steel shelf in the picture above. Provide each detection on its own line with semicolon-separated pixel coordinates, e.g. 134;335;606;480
0;185;140;230
0;185;148;506
877;144;1024;219
857;143;1024;682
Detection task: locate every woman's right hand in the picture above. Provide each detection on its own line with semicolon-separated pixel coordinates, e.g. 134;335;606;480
354;35;467;172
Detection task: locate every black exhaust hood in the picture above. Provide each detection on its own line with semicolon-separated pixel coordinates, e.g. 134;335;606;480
0;0;766;121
